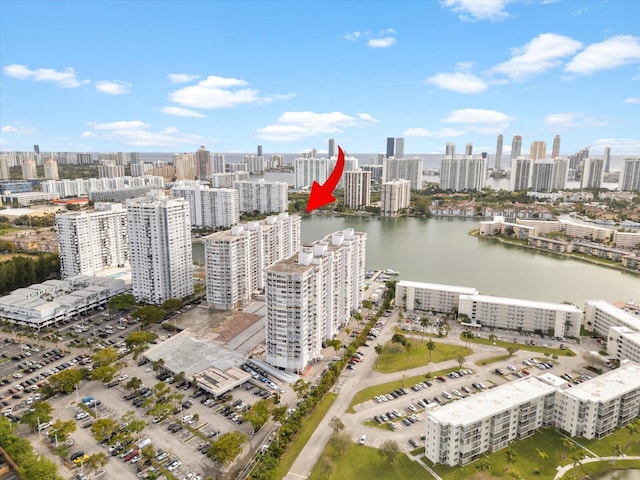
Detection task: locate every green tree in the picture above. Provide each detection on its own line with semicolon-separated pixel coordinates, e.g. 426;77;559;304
506;346;519;358
20;401;54;430
108;293;136;311
243;400;269;433
535;448;549;462
48;368;83;394
475;459;492;472
207;431;246;465
48;419;76;441
328;416;345;434
625;419;640;448
141;444;156;463
614;441;624;457
318;457;335;479
132;305;166;325
426;339;436;362
461;330;475;346
505;448;517;465
91;364;119;383
374;343;383;354
456;354;466;369
488;333;497;343
391;333;407;346
90;418;118;442
124;377;143;392
161;298;183;313
125;331;157;348
330;431;350;455
84;452;108;474
92;347;119;367
378;439;400;464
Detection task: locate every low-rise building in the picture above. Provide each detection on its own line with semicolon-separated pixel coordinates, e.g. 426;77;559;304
395;280;478;314
583;300;640;337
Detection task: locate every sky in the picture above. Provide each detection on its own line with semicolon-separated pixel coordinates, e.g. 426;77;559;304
1;0;639;156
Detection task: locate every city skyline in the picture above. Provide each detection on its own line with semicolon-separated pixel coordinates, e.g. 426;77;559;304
0;1;639;155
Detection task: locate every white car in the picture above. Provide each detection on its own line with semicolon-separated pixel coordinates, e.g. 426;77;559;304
182;415;193;423
118;374;129;381
168;461;182;471
75;411;89;420
358;434;367;445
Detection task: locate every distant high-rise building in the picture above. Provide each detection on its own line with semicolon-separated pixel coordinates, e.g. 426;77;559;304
381;179;411;216
581;157;604;190
552;158;569;190
382;157;423;190
204;213;301;310
376;153;385;165
510;157;533;191
257;145;263;157
56;203;129;278
126;190;193;304
211;153;225;175
440;156;487;192
195;146;211;179
386;137;395;158
33;144;40;154
244;155;265;174
360;164;383;180
344;169;371;209
173;153;195;180
21;159;37;179
395;138;405;158
465;142;473;156
604;146;611;173
98;164;125;178
511;135;522;160
116;152;129;165
328;138;336;159
621;158;640;192
265;228;366;372
98;153;119;163
130;152;141;165
294;157;332;189
76;153;92;165
0;156;9;180
171;182;239;228
531;160;555;192
552;135;561;158
495;135;503;170
530;141;547;161
44;158;59;180
446;142;456;157
233;179;288;214
568;147;590;172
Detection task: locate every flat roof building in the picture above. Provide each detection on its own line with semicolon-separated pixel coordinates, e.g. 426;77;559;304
395;280;478;314
584;300;640;337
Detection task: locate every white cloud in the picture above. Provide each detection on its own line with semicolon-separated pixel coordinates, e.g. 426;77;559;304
441;0;511;21
95;80;132;95
565;35;640;75
1;125;32;134
82;120;204;147
256;111;378;142
344;31;361;41
404;127;465;138
160;106;206;118
426;71;488;94
441;108;514;134
624;97;640;104
3;64;89;88
169;75;269;109
272;93;297;100
544;112;606;128
490;33;584;80
592;138;640;154
367;37;396;48
168;73;201;84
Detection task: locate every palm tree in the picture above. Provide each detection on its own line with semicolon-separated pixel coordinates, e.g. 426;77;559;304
535;448;549;462
625;419;640;448
614;441;624;457
461;330;474;347
488;333;497;344
374;344;383;354
426;339;436;362
505;448;516;465
475;459;492;472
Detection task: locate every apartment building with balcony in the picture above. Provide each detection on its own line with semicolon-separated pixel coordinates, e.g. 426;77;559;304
233;179;288;214
583;300;640;337
458;294;582;338
394;280;478;314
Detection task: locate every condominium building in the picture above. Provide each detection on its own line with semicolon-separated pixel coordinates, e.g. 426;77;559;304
606;327;640;365
211;172;249;188
381;179;410;216
425;376;557;466
621;158;640;192
171;182;239;228
244;155;265;174
195;146;211;180
204;213;301;310
21;159;37;179
613;231;640;249
583;300;640;337
440;156;487;191
530;160;555;193
560;220;613;242
0;156;10;180
43;158;59;180
555;361;640;439
510;157;532;191
395;138;405;159
233;179;288;214
56;203;129;278
343;170;371;209
530;141;547;160
510;135;522;160
581;157;604;189
361;164;383;180
382;157;422;189
294;157;333;189
395;280;478;314
98;164;126;178
552;135;561;159
126;191;193;304
265;228;366;372
495;135;503;170
458;294;582;338
552;158;569;190
212;153;226;175
173;153;195;180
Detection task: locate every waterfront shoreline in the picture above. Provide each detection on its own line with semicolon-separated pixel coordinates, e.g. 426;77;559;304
470;229;640;277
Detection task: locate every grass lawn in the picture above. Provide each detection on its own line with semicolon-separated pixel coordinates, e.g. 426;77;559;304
428;429;589;480
465;334;576;357
308;438;428;480
272;392;337;479
578;427;640;456
347;366;460;412
373;341;472;373
475;354;510;366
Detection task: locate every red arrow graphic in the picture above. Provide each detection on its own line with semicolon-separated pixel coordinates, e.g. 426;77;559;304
306;146;345;212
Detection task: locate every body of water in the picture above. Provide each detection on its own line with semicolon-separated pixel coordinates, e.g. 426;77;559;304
192;216;640;307
595;470;640;480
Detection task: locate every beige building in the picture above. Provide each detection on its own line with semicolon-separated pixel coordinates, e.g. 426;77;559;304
381;179;410;216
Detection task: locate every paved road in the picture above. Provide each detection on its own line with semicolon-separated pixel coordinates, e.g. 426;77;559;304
283;310;602;480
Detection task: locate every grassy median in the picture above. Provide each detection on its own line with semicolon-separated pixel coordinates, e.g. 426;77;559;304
373;341;472;373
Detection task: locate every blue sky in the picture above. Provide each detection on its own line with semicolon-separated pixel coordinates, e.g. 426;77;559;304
1;0;639;156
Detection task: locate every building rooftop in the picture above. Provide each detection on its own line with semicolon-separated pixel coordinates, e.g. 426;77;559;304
586;300;640;330
428;376;557;426
562;361;640;403
397;280;478;295
460;293;583;313
266;253;315;275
